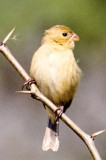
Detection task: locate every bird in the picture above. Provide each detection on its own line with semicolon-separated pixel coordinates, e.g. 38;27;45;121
28;25;81;151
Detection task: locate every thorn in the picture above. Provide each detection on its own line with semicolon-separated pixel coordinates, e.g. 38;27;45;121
16;90;33;94
16;90;40;100
3;27;15;44
16;89;38;94
91;130;106;140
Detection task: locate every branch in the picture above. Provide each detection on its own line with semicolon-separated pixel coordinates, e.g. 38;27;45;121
0;28;105;160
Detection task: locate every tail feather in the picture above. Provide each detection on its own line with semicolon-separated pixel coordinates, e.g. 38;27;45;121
42;119;59;151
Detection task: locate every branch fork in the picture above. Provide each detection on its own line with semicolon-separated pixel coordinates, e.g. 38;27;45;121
91;130;106;140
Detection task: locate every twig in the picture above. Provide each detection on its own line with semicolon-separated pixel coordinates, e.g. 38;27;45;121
3;27;15;44
0;28;105;160
91;130;106;140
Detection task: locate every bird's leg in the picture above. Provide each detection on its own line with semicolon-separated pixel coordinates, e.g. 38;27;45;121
22;78;36;90
22;78;39;99
54;106;64;121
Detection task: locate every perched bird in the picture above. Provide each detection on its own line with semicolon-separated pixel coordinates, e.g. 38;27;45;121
29;25;81;151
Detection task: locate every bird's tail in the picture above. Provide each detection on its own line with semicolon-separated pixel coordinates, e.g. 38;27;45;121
42;118;59;151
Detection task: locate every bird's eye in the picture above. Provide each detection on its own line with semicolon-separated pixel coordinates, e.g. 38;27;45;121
62;33;67;37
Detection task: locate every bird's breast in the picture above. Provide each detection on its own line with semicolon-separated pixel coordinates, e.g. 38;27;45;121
30;48;81;106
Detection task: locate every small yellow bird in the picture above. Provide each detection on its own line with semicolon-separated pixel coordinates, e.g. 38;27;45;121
30;25;81;151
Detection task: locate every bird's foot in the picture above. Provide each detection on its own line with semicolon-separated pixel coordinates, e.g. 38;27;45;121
54;106;64;121
22;79;38;99
22;78;36;90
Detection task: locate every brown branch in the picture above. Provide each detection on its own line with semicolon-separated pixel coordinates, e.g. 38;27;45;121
0;28;105;160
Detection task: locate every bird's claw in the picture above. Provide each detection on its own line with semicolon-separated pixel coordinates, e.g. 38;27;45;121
22;79;36;90
22;79;38;99
31;93;40;100
54;106;64;121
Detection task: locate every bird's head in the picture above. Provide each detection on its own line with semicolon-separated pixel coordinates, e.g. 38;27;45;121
42;25;79;49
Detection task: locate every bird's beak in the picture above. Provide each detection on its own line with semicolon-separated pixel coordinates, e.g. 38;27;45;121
70;33;80;42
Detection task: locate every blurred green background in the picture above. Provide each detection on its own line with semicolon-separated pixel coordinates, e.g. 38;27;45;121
0;0;106;160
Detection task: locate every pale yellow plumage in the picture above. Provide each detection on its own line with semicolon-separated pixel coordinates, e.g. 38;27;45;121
30;25;82;151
